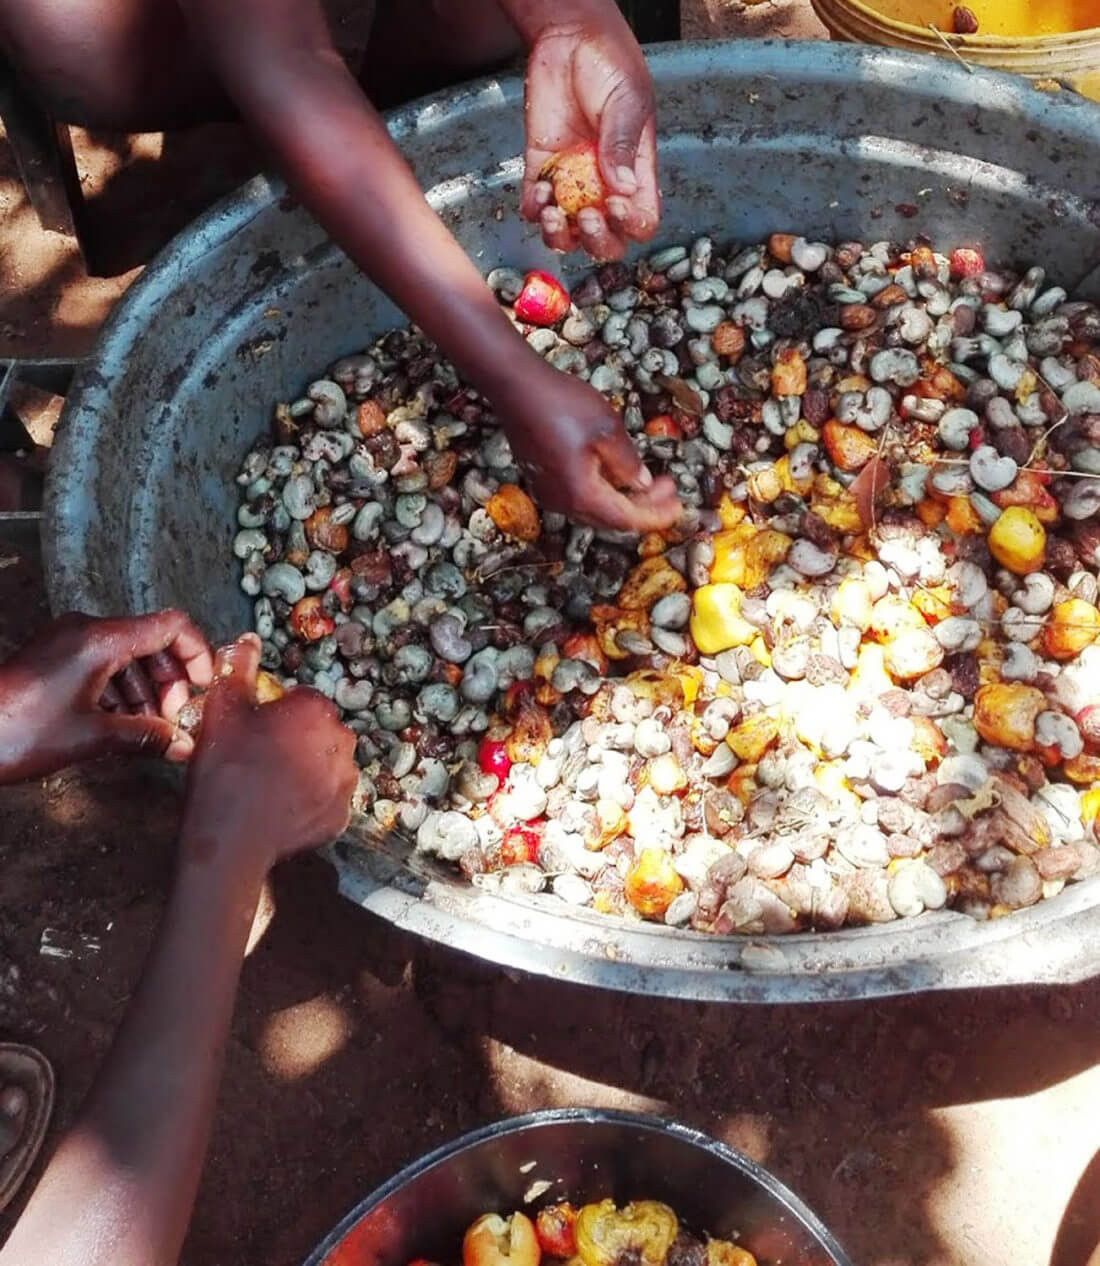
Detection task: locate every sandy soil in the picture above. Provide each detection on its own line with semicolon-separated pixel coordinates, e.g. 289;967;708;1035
2;3;1100;1264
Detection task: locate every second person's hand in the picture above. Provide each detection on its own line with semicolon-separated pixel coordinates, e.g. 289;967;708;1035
496;361;681;533
180;635;357;878
0;611;213;784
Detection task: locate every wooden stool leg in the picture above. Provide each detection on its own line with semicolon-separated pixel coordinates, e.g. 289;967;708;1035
0;56;86;247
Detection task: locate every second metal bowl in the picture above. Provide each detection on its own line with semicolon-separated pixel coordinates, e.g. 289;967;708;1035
304;1109;851;1266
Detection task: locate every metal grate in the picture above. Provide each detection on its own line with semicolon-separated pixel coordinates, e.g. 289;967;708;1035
0;358;79;541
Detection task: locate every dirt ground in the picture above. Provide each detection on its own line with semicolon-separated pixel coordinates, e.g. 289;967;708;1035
4;2;1100;1264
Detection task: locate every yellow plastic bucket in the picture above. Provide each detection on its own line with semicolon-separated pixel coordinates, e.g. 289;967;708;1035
811;0;1100;102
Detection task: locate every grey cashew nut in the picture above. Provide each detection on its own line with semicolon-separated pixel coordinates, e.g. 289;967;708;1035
933;617;982;653
1035;711;1084;760
254;597;275;640
461;648;500;703
853;386;893;433
335;679;375;712
417;683;460;724
261;562;306;603
551;658;602;696
450;704;490;736
375;696;413;731
1001;643;1040;682
497;645;537;689
282;474;317;520
969;445;1018;493
411;502;446;547
331;352;380;398
1062;479;1100;521
417;810;478;860
787;540;836;578
233;528;268;559
1002;607;1044;643
394;493;427;529
702;697;742;742
948;560;989;609
303;431;352;463
304;551;337;591
430;613;473;663
701;745;737;778
414;758;451;802
455;762;499;803
393;643;433;684
651;593;692;630
869;348;920;387
1014;572;1055;615
937;408;978;451
308;379;348;428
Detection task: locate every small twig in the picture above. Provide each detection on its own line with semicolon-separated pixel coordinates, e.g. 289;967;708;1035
902;568;1100;635
932;457;1098;478
871;417;897;537
475;559;560;583
927;22;976;72
1025;363;1073;465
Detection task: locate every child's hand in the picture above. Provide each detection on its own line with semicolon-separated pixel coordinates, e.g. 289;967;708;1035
497;362;681;533
181;635;357;873
521;11;659;259
0;611;213;783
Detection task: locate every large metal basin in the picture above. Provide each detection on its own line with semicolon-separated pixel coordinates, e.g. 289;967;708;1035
45;41;1100;1002
302;1109;852;1266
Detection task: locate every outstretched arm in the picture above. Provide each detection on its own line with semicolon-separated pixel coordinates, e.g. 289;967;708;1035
0;636;357;1266
178;0;679;533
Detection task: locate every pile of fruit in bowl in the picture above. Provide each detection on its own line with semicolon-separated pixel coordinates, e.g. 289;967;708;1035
458;1201;757;1266
232;228;1100;935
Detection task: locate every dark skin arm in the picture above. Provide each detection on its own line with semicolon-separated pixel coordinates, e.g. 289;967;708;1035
178;0;680;533
0;634;357;1266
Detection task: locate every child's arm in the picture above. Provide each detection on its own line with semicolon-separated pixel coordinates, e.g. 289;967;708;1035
178;0;680;533
0;637;357;1266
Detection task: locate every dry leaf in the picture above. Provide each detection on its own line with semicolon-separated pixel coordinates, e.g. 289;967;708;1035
850;453;892;530
655;374;704;416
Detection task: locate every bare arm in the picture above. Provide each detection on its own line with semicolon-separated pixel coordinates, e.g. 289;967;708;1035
182;0;534;404
0;637;357;1266
0;847;264;1266
178;0;679;532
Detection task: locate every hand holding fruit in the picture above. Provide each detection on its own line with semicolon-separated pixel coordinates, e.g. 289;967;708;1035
521;12;659;259
0;611;213;783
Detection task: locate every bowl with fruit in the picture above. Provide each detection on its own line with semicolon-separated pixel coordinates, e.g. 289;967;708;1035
303;1109;851;1266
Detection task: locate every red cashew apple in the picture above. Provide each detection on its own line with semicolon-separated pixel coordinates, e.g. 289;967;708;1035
514;271;570;327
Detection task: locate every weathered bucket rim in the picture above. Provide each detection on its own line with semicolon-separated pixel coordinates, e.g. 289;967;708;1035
301;1108;855;1266
811;0;1100;49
